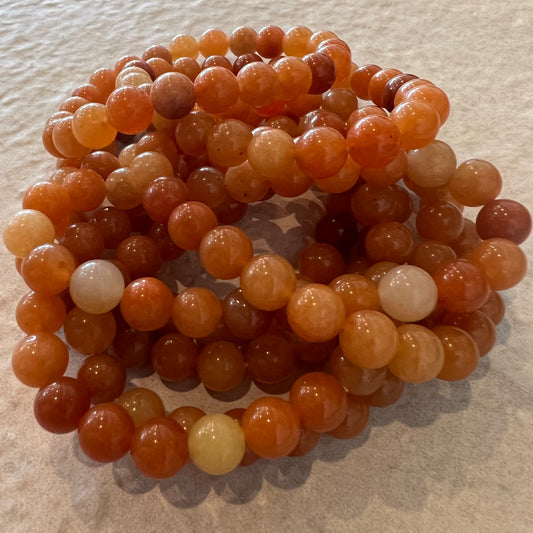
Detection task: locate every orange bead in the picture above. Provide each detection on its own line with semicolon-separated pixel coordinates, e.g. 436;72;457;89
237;61;280;108
172;287;222;338
289;372;347;432
16;291;67;334
168;201;217;250
197;340;246;392
433;325;479;381
242;397;300;458
327;395;369;439
116;387;166;427
339;310;398;369
106;86;154;135
286;283;346;343
368;68;402;107
120;278;174;331
329;274;380;314
64;307;116;355
390;100;440;151
194;66;239;114
448;159;502;207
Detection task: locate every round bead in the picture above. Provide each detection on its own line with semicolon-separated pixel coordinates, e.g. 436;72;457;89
240;254;297;311
197;341;246;392
15;291;67;334
188;414;246;475
287;283;346;343
388;324;444;383
116;387;165;427
131;417;188;478
78;403;135;462
433;325;479;381
378;265;438;322
448;159;502;207
242;397;300;458
289;372;348;432
151;333;198;382
327;395;370;439
339;310;398;369
476;199;531;244
3;209;56;258
69;259;125;314
172;287;222;338
77;353;127;402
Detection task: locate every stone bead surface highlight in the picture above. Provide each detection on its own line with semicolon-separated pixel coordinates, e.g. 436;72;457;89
289;372;348;433
406;140;456;188
77;353;127;402
172;287;222;338
69;259;125;314
240;254;297;311
12;333;69;388
433;325;479;381
131;417;188;479
388;324;444;383
3;209;56;258
449;159;502;207
64;307;116;355
287;283;346;343
476;199;531;244
188;413;246;475
378;265;438;322
15;291;67;334
197;341;246;392
339;310;399;369
116;387;165;427
329;274;380;315
78;403;135;462
242;397;300;459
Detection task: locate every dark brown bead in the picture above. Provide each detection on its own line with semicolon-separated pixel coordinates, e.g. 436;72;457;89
303;53;336;94
382;73;418;112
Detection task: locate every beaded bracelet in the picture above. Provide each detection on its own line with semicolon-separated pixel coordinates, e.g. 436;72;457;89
4;25;531;480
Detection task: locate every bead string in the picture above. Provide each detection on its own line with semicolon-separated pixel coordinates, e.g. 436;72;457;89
4;26;530;479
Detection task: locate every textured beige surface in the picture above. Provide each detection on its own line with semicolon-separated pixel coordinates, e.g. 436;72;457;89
1;1;532;532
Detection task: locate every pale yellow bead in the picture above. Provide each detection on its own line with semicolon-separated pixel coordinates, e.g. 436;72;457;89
69;259;125;314
406;140;457;188
3;209;55;257
188;413;245;475
115;67;153;88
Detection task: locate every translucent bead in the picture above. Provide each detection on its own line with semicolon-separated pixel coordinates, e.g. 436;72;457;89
303;52;336;94
168;406;206;433
15;291;66;334
69;259;125;314
173;56;201;81
206;119;252;168
34;377;90;434
106;167;142;209
64;307;116;355
168;201;218;250
62;168;106;212
406;85;450;125
288;428;321;457
3;209;56;258
113;323;152;368
131;417;188;478
378;265;438;322
12;333;69;387
72;103;117;149
313;156;361;194
330;345;387;395
388;324;444;383
367;370;405;407
390;100;440;151
150;332;198;382
298;242;345;284
327;395;369;439
115;66;153;88
194;66;239;114
78;403;134;462
186;166;227;208
286;283;346;343
247;127;295;179
476;199;532;244
188;413;246;475
448;159;502;207
329;273;380;314
237;61;280;108
106;86;154;135
150;72;195;119
240;254;296;311
433;325;479;381
433;259;491;313
368;68;402;107
416;201;464;244
116;387;165;427
347;115;400;168
468;238;527;290
51;115;92;159
175;110;214;156
359;149;407;187
242;397;300;458
256;25;285;58
409;240;457;275
295;126;347;179
172;287;222;338
406;140;457;188
199;225;253;280
365;221;414;263
116;235;162;279
58;222;104;264
169;33;199;60
339;310;398;368
351;64;382;100
21;243;77;295
197;341;246;392
120;277;173;332
273;56;312;101
199;28;229;57
246;333;295;384
224;161;270;203
229;27;258;55
129;151;174;194
222;288;272;339
479;291;505;325
381;73;418;111
77;353;127;402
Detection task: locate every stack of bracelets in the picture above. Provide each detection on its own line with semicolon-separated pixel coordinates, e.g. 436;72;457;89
3;25;531;480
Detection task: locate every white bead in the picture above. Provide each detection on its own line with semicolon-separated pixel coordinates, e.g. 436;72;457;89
378;264;438;322
69;259;125;314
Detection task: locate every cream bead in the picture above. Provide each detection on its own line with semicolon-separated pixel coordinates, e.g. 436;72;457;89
188;413;245;475
115;66;153;88
69;259;125;314
3;209;55;257
378;264;438;322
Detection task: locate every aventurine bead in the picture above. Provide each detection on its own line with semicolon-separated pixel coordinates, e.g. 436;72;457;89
339;310;398;369
242;397;300;458
188;414;246;475
388;324;444;383
240;254;297;311
378;265;438;322
69;259;125;314
286;283;346;342
3;209;56;258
